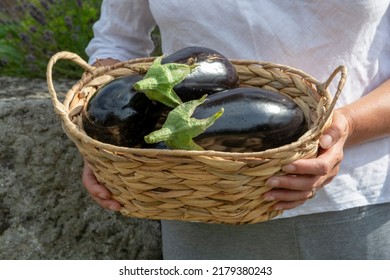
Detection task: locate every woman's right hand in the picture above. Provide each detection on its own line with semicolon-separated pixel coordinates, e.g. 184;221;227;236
82;158;122;211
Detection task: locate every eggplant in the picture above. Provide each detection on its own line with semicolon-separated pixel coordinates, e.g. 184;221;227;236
141;141;171;150
82;75;164;147
161;46;239;102
191;87;308;152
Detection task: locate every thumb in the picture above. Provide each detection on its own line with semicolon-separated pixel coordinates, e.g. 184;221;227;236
319;113;346;149
319;133;335;149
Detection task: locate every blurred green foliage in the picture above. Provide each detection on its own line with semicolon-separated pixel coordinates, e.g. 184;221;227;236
0;0;162;79
0;0;102;78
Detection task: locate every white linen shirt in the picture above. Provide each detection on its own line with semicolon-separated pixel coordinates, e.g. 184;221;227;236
86;0;390;218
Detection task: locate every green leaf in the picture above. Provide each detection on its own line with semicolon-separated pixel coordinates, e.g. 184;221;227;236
133;56;196;108
144;95;224;150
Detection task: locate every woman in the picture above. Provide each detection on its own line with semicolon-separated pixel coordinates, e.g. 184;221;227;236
82;0;390;259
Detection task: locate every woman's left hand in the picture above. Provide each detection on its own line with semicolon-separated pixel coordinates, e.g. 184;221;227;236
263;109;351;210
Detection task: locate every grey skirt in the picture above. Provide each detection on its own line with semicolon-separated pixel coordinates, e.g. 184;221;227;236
161;202;390;259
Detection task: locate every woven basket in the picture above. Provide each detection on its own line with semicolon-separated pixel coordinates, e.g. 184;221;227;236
47;51;347;224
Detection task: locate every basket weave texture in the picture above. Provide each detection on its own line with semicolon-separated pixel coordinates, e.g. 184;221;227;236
47;51;346;224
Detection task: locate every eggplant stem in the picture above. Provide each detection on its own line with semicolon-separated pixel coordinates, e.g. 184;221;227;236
143;95;224;150
133;56;196;108
144;127;172;144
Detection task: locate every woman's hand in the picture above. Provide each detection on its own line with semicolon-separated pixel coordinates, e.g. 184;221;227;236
263;78;390;210
82;158;122;211
263;109;351;210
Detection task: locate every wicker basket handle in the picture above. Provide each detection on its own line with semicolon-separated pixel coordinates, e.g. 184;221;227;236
46;51;95;117
317;65;347;130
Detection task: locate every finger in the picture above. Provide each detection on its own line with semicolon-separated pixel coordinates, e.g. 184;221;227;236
319;133;334;150
81;161;122;211
319;112;349;149
90;195;122;211
271;199;307;211
265;175;319;191
263;188;314;202
281;146;342;176
82;163;110;199
82;170;122;211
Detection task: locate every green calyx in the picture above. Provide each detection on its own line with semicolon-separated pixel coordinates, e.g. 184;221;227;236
144;95;224;150
133;56;197;108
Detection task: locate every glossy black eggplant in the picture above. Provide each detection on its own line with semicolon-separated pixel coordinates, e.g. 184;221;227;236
161;46;239;102
82;75;165;147
192;87;308;152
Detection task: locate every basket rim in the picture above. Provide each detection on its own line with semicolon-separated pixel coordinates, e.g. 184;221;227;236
48;52;342;159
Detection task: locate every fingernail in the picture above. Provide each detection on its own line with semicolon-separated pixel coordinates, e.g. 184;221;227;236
263;194;275;201
266;178;279;187
320;134;334;149
274;205;283;211
98;192;109;199
282;164;296;173
109;205;120;211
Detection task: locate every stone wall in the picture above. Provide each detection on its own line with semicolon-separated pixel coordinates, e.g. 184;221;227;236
0;77;162;259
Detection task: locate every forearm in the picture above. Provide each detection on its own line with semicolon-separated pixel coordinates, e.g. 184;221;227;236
340;79;390;147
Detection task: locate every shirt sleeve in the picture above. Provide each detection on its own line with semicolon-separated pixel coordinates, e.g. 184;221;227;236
85;0;157;64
